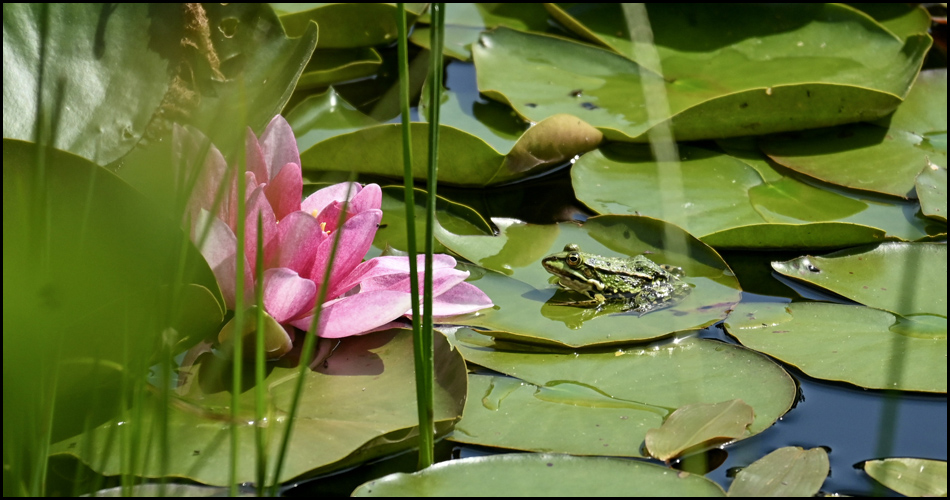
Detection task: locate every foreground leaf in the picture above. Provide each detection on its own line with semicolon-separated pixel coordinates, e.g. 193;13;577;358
439;216;740;347
725;302;947;393
862;457;948;497
645;400;754;462
49;330;467;484
353;453;725;496
727;447;829;497
449;332;796;457
771;242;947;317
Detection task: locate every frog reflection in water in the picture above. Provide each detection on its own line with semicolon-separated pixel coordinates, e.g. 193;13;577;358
541;244;691;316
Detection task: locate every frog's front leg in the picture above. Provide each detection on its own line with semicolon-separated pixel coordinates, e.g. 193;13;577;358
556;292;608;309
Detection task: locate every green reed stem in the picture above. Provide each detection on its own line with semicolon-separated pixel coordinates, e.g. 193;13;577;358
254;212;268;495
269;177;357;493
229;134;247;496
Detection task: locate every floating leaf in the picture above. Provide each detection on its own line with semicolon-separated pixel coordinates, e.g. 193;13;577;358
411;3;552;61
50;330;467;484
645;400;754;462
274;3;425;48
771;242;946;317
916;163;947;223
297;48;382;89
725;302;947;393
727;447;830;497
352;453;725;496
850;4;933;42
449;332;796;457
475;7;929;142
862;457;948;497
760;69;947;198
572;142;938;249
438;216;740;347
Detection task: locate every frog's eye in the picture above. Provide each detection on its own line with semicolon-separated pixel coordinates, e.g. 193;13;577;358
567;252;581;267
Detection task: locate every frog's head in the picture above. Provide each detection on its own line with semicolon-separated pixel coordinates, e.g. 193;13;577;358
542;244;601;295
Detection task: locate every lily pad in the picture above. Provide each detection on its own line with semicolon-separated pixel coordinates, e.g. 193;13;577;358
3;139;223;442
2;4;172;165
917;163;947;223
296;48;382;89
862;457;948;497
572;142;939;249
411;3;552;61
850;4;933;42
290;87;602;187
273;3;425;48
474;7;929;142
771;242;947;317
727;447;830;497
724;302;947;393
438;216;740;348
352;453;725;496
644;399;754;462
449;332;796;457
49;329;467;485
760;69;947;199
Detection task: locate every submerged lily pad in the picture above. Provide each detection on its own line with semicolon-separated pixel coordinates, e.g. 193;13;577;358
771;242;946;317
438;216;740;347
449;332;796;457
352;453;725;496
290;87;602;187
916;163;947;223
725;302;947;393
572;142;939;249
727;447;830;497
760;69;947;199
644;399;754;462
475;7;929;142
862;457;948;497
49;329;467;485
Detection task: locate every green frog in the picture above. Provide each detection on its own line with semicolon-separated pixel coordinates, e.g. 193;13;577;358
541;244;691;316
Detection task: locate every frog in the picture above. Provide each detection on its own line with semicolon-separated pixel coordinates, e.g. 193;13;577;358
541;244;691;316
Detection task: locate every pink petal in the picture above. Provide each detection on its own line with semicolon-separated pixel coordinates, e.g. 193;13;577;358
332;254;458;298
264;162;303;221
259;115;301;182
173;124;229;224
272;210;327;275
315;200;344;233
363;268;469;296
428;281;495;317
244;187;278;276
262;268;316;323
348;183;382;214
244;127;269;183
290;290;413;338
300;182;362;217
312;209;383;297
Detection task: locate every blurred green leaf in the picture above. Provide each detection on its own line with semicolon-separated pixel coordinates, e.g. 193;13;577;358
727;447;829;497
439;216;740;347
476;6;929;142
352;453;725;496
771;242;946;317
572;142;938;249
449;332;796;456
849;4;933;42
50;329;466;484
916;163;947;223
645;400;754;462
863;457;948;497
273;3;425;47
760;69;947;198
725;302;947;392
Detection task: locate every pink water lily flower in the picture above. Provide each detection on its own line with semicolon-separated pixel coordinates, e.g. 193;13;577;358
175;115;492;344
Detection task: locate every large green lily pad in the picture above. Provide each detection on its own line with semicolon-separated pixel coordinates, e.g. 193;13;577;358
49;329;467;485
474;6;929;142
448;332;796;457
438;216;740;347
724;302;947;393
863;458;948;497
572;142;939;249
352;453;725;496
760;69;947;199
290;86;602;187
727;447;830;497
3;139;222;443
771;242;947;317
